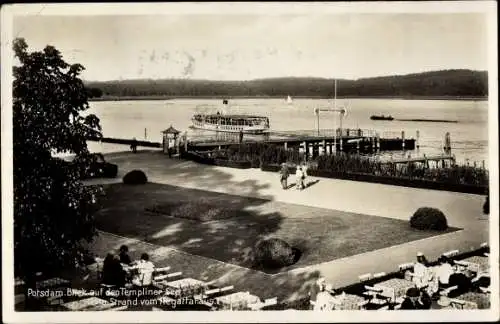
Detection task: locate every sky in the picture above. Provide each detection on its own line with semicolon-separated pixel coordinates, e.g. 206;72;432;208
12;12;490;81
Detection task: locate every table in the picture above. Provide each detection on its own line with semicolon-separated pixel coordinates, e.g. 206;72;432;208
164;278;207;298
460;256;489;273
331;293;367;310
214;292;261;310
374;278;416;301
62;297;116;311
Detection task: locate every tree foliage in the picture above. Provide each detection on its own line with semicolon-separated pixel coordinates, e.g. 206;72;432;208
86;69;488;99
13;38;103;284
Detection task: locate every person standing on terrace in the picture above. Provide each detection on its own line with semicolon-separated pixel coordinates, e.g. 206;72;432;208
295;166;304;190
279;163;290;190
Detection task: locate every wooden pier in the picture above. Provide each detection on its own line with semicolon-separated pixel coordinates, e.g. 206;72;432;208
88;128;419;159
185;128;416;158
88;136;161;148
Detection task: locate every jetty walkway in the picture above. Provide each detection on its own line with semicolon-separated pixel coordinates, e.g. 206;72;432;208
84;150;490;302
88;127;417;156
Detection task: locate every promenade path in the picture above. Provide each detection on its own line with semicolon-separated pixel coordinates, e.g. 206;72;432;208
86;149;491;302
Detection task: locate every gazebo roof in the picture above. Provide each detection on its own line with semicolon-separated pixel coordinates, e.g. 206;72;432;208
161;125;180;134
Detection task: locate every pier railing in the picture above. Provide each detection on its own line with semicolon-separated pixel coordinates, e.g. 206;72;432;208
186;128;412;145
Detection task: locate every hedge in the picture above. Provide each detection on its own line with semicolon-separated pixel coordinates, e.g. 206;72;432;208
410;207;448;231
254;238;296;269
122;170;148;185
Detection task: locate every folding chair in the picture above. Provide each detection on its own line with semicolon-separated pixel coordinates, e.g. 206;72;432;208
442;249;459;258
398;262;414;272
264;297;278;306
449;298;466;309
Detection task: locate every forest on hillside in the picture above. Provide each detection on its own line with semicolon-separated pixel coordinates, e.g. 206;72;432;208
85;69;488;99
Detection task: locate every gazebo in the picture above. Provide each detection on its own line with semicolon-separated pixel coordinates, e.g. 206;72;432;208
161;125;180;155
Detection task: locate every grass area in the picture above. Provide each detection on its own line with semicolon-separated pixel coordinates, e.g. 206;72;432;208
146;199;248;222
95;182;459;274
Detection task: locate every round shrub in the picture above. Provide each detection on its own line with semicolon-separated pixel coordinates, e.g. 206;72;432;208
410;207;448;231
122;170;148;185
254;238;296;269
483;195;489;215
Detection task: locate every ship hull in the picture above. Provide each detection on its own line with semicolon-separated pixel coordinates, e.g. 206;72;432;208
191;114;270;134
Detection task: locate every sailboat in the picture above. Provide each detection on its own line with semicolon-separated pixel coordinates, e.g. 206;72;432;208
286;95;293;104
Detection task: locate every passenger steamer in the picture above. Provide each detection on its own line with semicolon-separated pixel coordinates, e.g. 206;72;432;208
190;100;270;134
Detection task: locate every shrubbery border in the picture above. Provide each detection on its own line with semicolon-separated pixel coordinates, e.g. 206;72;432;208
181;152;487;194
260;164;487;195
181;151;252;169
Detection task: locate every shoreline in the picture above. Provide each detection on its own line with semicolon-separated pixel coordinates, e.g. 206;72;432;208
89;95;488;102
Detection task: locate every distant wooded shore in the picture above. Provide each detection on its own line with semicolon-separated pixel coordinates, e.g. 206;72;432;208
85;69;488;101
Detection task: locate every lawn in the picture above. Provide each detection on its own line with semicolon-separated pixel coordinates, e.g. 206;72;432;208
94;182;459;274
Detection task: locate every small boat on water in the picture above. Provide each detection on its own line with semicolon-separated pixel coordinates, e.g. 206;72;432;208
286;95;293;104
370;115;394;121
190;100;270;134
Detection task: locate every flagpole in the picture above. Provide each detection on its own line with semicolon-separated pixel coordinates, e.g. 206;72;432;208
333;79;337;152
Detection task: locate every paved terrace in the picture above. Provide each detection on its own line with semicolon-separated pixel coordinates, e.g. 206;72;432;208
85;149;490;302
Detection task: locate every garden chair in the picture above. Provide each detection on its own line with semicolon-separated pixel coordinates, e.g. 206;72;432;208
471;272;490;285
442;249;459;258
362;285;383;299
152;266;171;282
479;286;490;294
358;273;372;282
398;262;414;272
448;298;467;309
264;297;278;307
204;285;234;299
165;271;182;280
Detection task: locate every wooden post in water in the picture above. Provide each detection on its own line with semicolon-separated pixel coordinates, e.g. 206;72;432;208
183;132;188;153
401;131;405;150
144;128;147;140
444;132;451;155
482;160;485;169
416;130;420;150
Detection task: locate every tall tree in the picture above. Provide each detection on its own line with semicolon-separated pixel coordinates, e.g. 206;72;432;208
13;38;103;309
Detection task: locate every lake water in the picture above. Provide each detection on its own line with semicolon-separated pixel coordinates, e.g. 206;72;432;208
86;98;489;166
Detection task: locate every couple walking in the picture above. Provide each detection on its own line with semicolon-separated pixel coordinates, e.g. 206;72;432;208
280;162;308;190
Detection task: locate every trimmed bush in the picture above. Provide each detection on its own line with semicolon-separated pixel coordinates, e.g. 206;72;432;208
483;195;489;215
410;207;448;231
123;170;148;185
254;238;296;269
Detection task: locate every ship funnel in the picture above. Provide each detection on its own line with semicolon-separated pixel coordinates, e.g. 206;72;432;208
222;99;229;115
